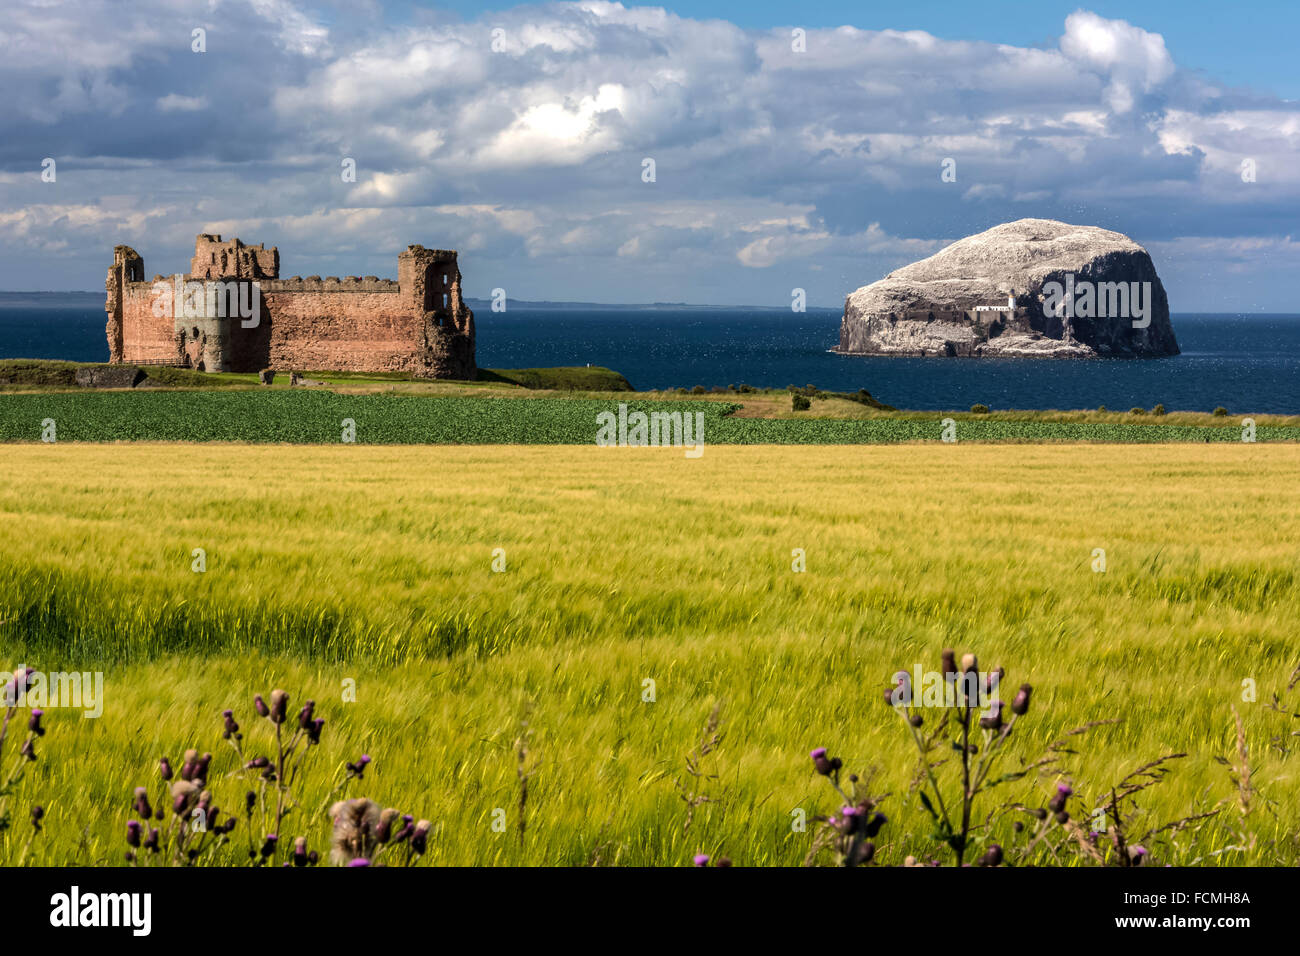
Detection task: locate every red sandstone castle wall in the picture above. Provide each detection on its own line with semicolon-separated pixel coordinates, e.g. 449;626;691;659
260;286;424;372
120;283;178;365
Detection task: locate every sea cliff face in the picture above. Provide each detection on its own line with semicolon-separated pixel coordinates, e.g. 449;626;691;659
836;219;1179;358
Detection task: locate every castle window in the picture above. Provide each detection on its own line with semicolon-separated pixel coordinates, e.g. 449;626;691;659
443;293;448;308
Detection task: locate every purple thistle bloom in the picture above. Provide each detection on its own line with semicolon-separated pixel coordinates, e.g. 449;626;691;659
159;757;173;781
980;844;1004;867
347;753;372;777
28;709;44;735
810;747;835;776
133;787;152;818
254;694;270;718
348;858;370;867
126;820;141;847
693;854;709;867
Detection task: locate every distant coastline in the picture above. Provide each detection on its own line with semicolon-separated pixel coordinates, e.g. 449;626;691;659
0;290;840;313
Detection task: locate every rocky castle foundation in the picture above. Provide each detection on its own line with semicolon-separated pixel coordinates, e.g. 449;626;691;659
105;234;475;378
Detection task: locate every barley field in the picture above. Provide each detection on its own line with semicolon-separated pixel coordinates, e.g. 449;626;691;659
1;443;1297;866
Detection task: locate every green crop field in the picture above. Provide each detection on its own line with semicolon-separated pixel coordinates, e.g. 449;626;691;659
1;443;1297;867
1;389;1297;444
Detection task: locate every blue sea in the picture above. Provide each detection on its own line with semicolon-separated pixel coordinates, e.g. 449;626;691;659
3;293;1298;413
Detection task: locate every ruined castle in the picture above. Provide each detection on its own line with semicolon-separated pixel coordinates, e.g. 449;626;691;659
105;235;475;378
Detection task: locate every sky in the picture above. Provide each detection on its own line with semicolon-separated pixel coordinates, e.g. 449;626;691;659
1;0;1297;309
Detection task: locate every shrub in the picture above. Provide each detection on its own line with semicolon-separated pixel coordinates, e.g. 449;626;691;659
124;688;430;867
806;646;1228;867
1152;404;1166;416
970;404;990;414
1098;405;1107;412
690;385;706;395
1130;407;1147;415
792;394;811;411
1213;406;1228;416
1;668;49;865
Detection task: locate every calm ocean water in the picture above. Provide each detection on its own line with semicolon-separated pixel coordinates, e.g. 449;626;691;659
3;294;1298;413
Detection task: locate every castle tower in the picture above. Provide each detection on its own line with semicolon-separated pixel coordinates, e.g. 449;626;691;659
398;245;476;379
105;245;143;364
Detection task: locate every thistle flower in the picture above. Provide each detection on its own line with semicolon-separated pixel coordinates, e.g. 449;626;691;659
348;858;370;867
269;689;289;724
254;694;270;718
306;717;324;745
222;709;240;740
28;709;44;735
863;812;887;838
715;856;733;867
347;754;372;777
838;806;861;835
245;791;256;814
293;837;309;867
195;753;212;782
375;808;401;844
978;700;1003;730
144;827;159;852
693;854;709;867
411;820;431;855
30;805;44;831
5;667;33;703
126;820;141;848
941;648;957;680
133;787;152;819
159;757;173;781
181;749;199;781
1048;784;1072;815
985;667;1005;697
329;798;381;865
260;834;278;858
1128;845;1148;865
298;699;315;730
979;844;1004;867
1011;684;1032;715
171;780;199;815
909;713;923;727
809;747;839;776
960;653;977;674
850;841;875;866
